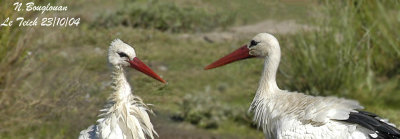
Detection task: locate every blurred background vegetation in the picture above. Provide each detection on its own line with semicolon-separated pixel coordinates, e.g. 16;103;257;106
0;0;399;138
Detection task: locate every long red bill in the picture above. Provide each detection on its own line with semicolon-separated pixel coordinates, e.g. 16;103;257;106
129;57;166;83
204;45;255;70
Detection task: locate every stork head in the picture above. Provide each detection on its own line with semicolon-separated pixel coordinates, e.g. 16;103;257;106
108;39;166;83
204;33;280;70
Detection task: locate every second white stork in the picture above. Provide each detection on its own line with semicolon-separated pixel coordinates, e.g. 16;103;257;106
205;33;400;139
79;39;166;139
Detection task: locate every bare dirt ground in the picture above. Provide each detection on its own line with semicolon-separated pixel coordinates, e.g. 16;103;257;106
152;112;234;139
180;19;312;43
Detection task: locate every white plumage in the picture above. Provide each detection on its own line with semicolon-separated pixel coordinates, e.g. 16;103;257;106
79;39;165;139
205;33;400;139
250;89;371;138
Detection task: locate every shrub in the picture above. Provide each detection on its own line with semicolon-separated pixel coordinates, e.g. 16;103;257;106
93;0;236;33
173;87;254;129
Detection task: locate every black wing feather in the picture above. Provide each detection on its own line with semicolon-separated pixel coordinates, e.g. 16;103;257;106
358;110;379;117
341;110;400;139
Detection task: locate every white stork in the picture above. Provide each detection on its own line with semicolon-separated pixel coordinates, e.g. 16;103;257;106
205;33;400;139
79;39;166;139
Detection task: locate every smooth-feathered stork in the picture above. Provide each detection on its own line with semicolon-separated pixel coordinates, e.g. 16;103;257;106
79;39;166;139
204;33;400;139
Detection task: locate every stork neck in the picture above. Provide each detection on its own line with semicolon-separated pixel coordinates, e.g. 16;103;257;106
257;53;280;94
111;66;132;99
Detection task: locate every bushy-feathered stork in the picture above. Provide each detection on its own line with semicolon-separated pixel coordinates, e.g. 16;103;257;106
205;33;400;139
79;39;166;139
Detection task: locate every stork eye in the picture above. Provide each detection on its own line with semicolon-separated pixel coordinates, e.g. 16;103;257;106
117;52;129;58
249;40;259;48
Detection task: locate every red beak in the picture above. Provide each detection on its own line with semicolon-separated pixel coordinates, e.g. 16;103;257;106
128;57;166;83
204;45;255;70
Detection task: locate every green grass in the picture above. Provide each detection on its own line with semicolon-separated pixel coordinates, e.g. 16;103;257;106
0;0;399;138
278;0;400;106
